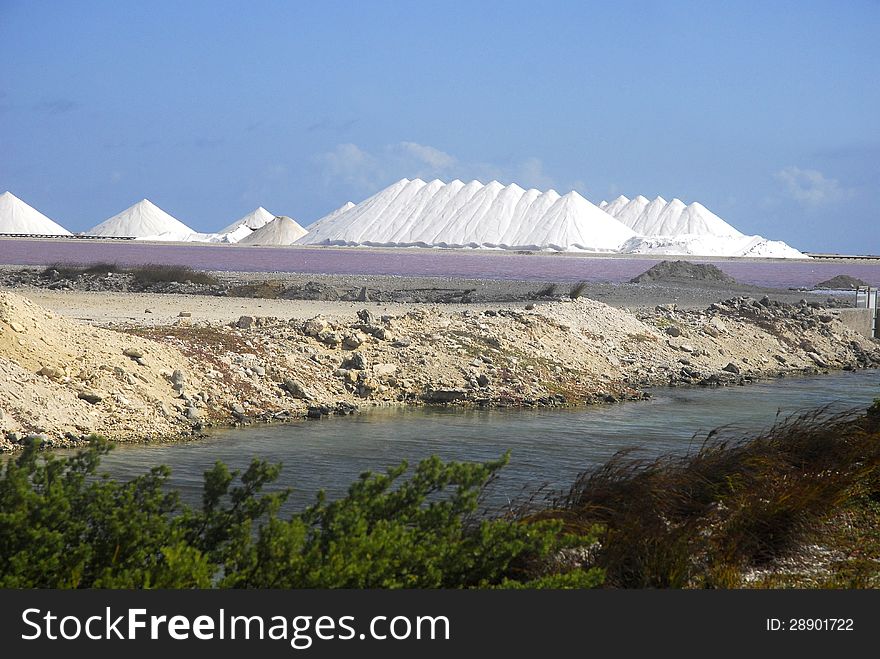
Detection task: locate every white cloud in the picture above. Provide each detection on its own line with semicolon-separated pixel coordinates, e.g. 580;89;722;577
775;166;853;207
396;142;457;170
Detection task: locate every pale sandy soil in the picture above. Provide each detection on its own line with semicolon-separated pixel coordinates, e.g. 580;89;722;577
12;288;532;326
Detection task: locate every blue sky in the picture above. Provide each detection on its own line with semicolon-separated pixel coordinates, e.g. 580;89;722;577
1;0;878;252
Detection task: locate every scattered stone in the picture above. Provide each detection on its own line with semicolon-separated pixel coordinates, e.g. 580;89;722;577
38;365;64;379
282;379;314;400
357;308;375;325
664;325;682;337
423;388;468;403
8;321;26;333
77;392;103;404
342;332;366;350
123;348;143;359
303;316;329;336
237;315;255;329
178;311;192;318
342;352;368;370
722;362;741;374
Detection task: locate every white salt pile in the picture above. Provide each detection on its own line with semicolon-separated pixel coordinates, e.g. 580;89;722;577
606;195;744;238
297;178;635;251
0;192;71;235
87;199;194;238
238;216;308;245
220;207;276;234
601;194;801;257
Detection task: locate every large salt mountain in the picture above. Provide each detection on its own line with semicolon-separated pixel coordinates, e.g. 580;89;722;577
606;195;744;238
603;194;802;257
87;199;194;237
297;179;635;251
0;192;71;235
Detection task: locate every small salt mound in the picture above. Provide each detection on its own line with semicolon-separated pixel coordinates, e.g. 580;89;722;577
239;216;308;245
88;199;194;237
220;207;276;234
297;178;635;251
619;234;804;259
0;192;71;235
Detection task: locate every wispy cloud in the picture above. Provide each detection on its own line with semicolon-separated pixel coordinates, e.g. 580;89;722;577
316;141;562;195
774;166;853;207
33;98;78;115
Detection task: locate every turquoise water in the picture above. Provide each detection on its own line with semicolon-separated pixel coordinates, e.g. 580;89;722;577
57;369;880;510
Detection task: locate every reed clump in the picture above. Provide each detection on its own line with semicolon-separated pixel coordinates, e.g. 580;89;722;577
529;407;880;587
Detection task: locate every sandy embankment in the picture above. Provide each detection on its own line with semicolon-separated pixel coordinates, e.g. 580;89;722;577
1;288;878;451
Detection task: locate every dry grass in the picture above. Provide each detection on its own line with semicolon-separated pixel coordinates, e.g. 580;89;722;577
525;407;880;588
42;263;219;286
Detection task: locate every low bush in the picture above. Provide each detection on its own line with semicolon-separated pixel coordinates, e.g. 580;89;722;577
0;440;602;589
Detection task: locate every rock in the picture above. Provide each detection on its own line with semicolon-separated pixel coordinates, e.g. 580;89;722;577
664;325;682;337
178;311;192;318
342;332;366;350
38;365;64;379
342;352;368;370
303;316;329;336
307;407;324;419
318;331;341;347
524;303;535;311
231;403;246;418
9;321;26;333
185;406;200;420
373;363;398;378
709;317;726;333
477;373;490;387
703;325;720;338
357;308;375;325
282;379;314;400
423;388;468;403
144;309;153;314
237;315;255;329
253;365;266;377
77;392;103;404
806;352;829;368
356;286;370;302
722;362;741;374
679;343;695;353
136;357;147;367
123;348;143;359
170;369;186;386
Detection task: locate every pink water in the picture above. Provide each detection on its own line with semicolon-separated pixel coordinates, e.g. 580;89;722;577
2;239;879;288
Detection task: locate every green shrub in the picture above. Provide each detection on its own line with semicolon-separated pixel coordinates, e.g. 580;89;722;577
0;439;601;589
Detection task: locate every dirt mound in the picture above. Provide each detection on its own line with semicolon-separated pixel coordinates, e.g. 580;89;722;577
0;291;205;445
630;260;738;285
814;275;869;290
